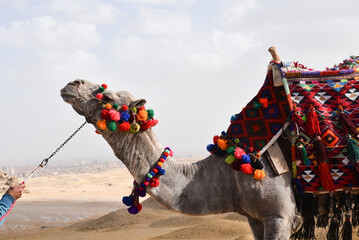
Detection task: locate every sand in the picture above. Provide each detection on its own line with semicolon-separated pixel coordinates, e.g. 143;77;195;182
0;167;358;240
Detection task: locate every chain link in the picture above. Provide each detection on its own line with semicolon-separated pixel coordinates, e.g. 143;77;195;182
39;121;87;167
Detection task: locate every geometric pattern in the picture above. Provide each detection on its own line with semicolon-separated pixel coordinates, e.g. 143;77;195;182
286;68;359;192
227;71;290;152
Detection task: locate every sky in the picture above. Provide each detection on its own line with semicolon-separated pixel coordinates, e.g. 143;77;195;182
1;0;359;168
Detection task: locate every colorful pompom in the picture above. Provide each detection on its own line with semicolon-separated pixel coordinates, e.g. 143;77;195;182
130;122;140;132
122;196;133;206
109;109;121;121
213;135;220;144
241;163;254;174
226;147;235;155
149;177;160;187
137;109;148;122
119;122;130;131
151;119;159;127
254;169;265;179
121;111;131;122
231;159;242;171
107;121;117;132
96;93;103;100
101;83;108;89
241;154;251;164
147;109;154;119
113;104;119;110
122;105;128;111
216;138;228;150
97;120;107;130
234;147;246;159
101;109;110;120
99;86;105;93
140;121;152;130
105;103;112;110
225;155;236;165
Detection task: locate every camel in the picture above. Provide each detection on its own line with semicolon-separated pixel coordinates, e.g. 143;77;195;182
60;58;303;240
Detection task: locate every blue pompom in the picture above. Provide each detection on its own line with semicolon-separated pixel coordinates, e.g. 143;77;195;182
122;196;133;206
138;190;146;197
120;110;131;122
230;115;236;122
221;131;226;136
242;154;251;164
207;144;214;152
162;155;167;160
158;169;165;175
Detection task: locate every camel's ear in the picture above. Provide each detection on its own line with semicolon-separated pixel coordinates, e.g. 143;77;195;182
129;99;146;109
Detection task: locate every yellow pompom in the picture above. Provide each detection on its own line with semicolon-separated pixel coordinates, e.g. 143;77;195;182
105;103;112;110
216;139;228;150
97;120;107;130
254;169;265;180
157;162;163;167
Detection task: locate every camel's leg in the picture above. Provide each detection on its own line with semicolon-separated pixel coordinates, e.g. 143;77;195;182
263;217;292;240
247;217;264;240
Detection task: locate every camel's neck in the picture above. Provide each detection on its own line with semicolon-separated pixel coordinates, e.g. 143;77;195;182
100;129;239;215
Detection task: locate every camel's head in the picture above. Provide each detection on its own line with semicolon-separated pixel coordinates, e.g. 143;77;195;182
61;79;146;124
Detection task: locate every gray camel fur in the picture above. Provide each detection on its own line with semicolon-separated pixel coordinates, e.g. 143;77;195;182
61;79;303;240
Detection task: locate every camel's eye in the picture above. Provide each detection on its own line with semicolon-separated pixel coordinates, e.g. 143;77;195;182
102;92;115;103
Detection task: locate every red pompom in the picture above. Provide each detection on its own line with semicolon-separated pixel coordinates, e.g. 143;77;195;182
151;119;158;127
153;169;158;174
95;130;101;135
213;135;219;144
140;121;152;130
101;83;108;89
241;163;254;174
122;105;128;111
139;106;145;111
96;93;103;100
136;203;142;212
149;177;160;187
101;109;110;120
119;122;130;131
159;158;165;163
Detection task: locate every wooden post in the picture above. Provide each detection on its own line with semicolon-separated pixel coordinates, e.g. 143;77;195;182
268;46;283;87
268;46;281;62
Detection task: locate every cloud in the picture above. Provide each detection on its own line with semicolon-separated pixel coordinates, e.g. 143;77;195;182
136;7;192;37
0;16;100;50
219;0;258;24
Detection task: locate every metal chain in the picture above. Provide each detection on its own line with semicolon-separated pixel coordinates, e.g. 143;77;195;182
40;121;87;167
22;121;87;183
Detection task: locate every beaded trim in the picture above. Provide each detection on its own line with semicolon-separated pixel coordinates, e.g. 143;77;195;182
122;147;173;214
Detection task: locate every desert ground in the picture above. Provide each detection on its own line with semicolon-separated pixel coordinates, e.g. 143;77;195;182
0;164;358;240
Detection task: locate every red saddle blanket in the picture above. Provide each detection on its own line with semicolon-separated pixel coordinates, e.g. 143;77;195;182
283;63;359;192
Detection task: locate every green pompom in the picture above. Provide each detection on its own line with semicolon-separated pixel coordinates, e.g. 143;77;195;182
132;107;137;113
226;147;235;155
253;101;262;110
225;155;236;165
99;86;105;93
108;121;117;132
113;104;119;110
147;109;154;119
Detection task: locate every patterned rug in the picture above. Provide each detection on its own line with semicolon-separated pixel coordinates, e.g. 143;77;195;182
227;70;290;152
282;60;359;192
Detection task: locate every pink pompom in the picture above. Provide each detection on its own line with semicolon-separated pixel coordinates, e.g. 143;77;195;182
96;93;103;100
234;147;246;159
109;109;121;121
169;149;174;157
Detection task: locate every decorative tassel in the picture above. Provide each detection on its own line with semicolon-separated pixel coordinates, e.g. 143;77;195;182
346;137;359;163
317;212;330;228
340;215;352;240
327;217;339;240
313;137;334;191
297;143;309;165
339;105;358;137
338;190;353;214
295;176;304;196
352;195;359;228
301;193;318;239
306;105;321;136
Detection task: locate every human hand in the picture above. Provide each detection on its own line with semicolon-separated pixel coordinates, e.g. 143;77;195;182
7;184;26;200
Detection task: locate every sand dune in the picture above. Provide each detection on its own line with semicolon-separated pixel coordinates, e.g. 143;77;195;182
0;167;358;239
